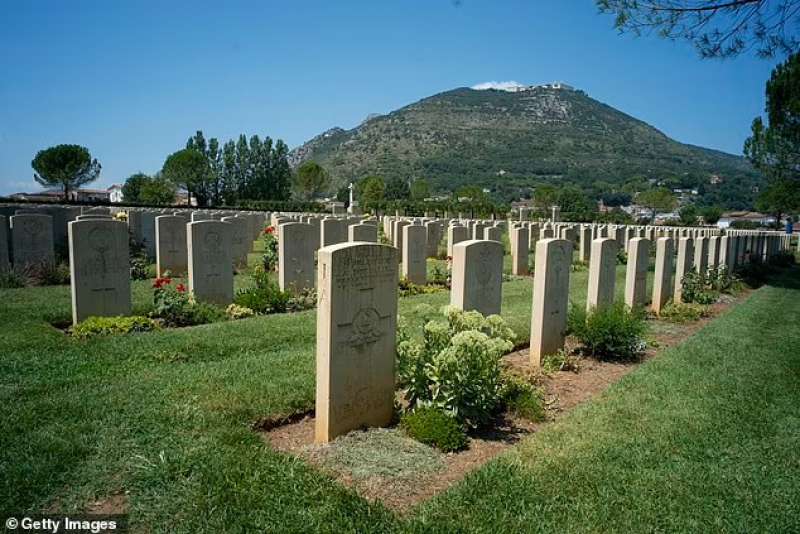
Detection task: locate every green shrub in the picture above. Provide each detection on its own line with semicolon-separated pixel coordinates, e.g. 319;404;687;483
429;263;451;288
659;301;711;323
400;406;467;452
234;269;290;314
768;250;795;267
397;307;515;428
500;375;546;422
568;302;646;361
28;261;70;285
286;288;317;312
398;277;443;296
151;277;225;326
680;271;719;304
70;315;158;338
0;265;31;288
706;267;742;294
130;253;152;281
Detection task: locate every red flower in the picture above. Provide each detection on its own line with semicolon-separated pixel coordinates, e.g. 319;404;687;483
152;277;173;289
265;226;275;235
176;283;186;293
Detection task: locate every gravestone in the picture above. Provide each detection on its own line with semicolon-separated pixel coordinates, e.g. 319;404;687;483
674;237;694;303
139;211;156;259
450;240;503;316
484;226;502;242
321;218;347;247
472;222;487;240
579;225;592;263
190;211;212;222
510;225;529;275
694;236;709;274
651;237;674;314
315;242;398;443
447;225;468;257
425;221;442;257
530;238;572;366
10;213;55;266
625;238;650;308
528;223;540;247
348;223;377;243
392;220;410;255
156;215;188;277
586;238;617;312
68;218;131;324
81;206;110;216
402;225;427;285
279;222;315;293
708;236;721;269
221;216;250;268
307;217;322;250
187;221;234;306
0;215;9;270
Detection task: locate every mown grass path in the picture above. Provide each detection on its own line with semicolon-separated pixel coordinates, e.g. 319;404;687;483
1;265;797;532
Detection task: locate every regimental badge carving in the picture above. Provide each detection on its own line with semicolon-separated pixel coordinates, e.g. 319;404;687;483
89;226;113;255
476;248;493;286
347;307;383;348
22;219;44;240
203;230;222;255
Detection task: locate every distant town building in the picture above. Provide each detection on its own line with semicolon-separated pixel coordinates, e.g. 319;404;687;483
717;211;775;228
108;184;123;203
9;184;125;203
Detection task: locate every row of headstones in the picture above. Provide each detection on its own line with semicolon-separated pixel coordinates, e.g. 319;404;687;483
314;229;795;442
274;214;796;295
66;213;269;325
0;203;270;270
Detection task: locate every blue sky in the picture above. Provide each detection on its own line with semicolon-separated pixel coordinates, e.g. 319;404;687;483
0;0;778;195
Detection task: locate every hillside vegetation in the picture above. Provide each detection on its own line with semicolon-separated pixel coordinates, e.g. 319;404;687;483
290;86;761;208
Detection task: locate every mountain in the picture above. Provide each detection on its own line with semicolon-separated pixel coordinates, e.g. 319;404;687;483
289;85;761;208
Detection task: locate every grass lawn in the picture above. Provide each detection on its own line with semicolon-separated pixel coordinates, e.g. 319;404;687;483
1;250;797;532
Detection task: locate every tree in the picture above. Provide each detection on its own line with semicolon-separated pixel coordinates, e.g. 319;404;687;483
637;188;677;222
701;205;724;224
410;178;431;200
755;178;800;220
744;51;800;222
162;149;210;206
678;204;700;226
31;144;101;199
456;185;488;202
555;186;593;214
359;175;386;210
294;161;330;200
532;184;557;211
121;172;150;202
185;130;292;205
744;52;800;181
385;176;410;200
139;173;177;205
597;0;800;58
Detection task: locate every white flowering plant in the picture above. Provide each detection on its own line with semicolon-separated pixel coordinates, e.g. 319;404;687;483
397;306;515;428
